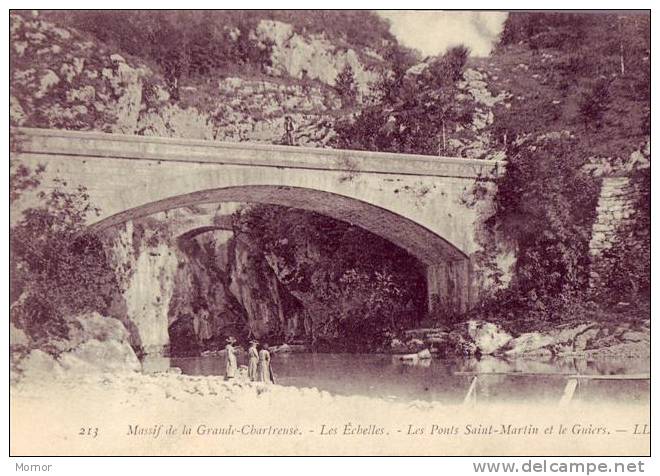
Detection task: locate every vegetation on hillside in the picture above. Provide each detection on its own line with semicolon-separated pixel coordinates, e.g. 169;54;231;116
489;11;649;157
481;12;650;327
332;11;650;328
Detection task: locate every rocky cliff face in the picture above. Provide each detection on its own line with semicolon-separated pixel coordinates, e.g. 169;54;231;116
254;19;380;96
10;11;365;148
103;220;178;355
99;208;306;356
166;230;244;355
10;11;159;133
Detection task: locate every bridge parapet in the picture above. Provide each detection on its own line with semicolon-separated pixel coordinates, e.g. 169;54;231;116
11;127;503;180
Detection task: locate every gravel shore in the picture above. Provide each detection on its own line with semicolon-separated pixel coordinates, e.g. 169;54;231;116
10;370;650;456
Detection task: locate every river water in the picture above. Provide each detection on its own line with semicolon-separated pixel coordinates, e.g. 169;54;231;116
154;353;650;405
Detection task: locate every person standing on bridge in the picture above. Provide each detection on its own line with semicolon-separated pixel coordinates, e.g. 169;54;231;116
283;116;295;145
225;336;238;380
247;340;259;381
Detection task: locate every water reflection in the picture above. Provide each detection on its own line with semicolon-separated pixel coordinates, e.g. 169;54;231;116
148;353;649;405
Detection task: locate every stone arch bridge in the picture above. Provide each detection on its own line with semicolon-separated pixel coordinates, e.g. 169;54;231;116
11;127;502;316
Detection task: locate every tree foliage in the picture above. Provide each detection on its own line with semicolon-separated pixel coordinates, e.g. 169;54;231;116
333;45;474;155
489;12;649;157
483;136;600;326
43;11;274;98
10;166;120;347
334;64;358;108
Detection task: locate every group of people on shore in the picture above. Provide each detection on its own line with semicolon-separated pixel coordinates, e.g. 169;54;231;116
224;337;275;384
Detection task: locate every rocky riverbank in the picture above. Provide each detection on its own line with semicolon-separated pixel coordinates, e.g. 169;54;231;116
388;317;650;360
10;306;650;384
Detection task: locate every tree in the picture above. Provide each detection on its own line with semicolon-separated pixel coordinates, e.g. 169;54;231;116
490;11;649;158
10;167;120;347
484;136;600;326
43;11;275;100
577;79;611;130
333;45;475;156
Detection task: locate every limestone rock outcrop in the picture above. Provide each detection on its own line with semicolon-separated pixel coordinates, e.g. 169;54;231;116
10;11;158;133
98;207;308;356
254;19;379;96
10;12;346;148
103;221;178;355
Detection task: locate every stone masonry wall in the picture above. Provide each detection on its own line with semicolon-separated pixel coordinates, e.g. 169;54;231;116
588;175;643;288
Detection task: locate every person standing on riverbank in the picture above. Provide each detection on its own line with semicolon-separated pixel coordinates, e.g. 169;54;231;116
258;343;274;384
247;340;259;381
225;337;238;380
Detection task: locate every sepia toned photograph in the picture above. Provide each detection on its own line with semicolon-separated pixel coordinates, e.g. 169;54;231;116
9;9;650;457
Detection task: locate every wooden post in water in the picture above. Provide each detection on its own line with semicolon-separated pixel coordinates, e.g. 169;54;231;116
463;376;478;406
559;378;578;407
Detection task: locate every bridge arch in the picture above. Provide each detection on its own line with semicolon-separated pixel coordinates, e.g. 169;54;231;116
90;185;473;314
90;185;467;264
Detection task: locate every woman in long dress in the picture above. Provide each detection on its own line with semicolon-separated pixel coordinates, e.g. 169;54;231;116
247;340;259;381
225;337;238;380
258;343;273;384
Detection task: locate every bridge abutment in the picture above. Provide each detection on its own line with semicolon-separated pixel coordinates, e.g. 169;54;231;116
426;260;472;317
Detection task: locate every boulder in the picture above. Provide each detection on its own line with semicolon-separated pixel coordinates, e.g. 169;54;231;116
620;330;649;343
425;331;449;343
58;339;141;374
44;313;134;354
573;327;601;351
504;332;554;356
467;321;512;355
448;332;477;356
551;323;596;345
10;322;30;350
273;343;292;353
613;324;631;336
17;349;64;380
416;349;432;360
286;344;308;353
405;338;426;352
389;338;407;353
404;327;448;339
66;312;130;343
